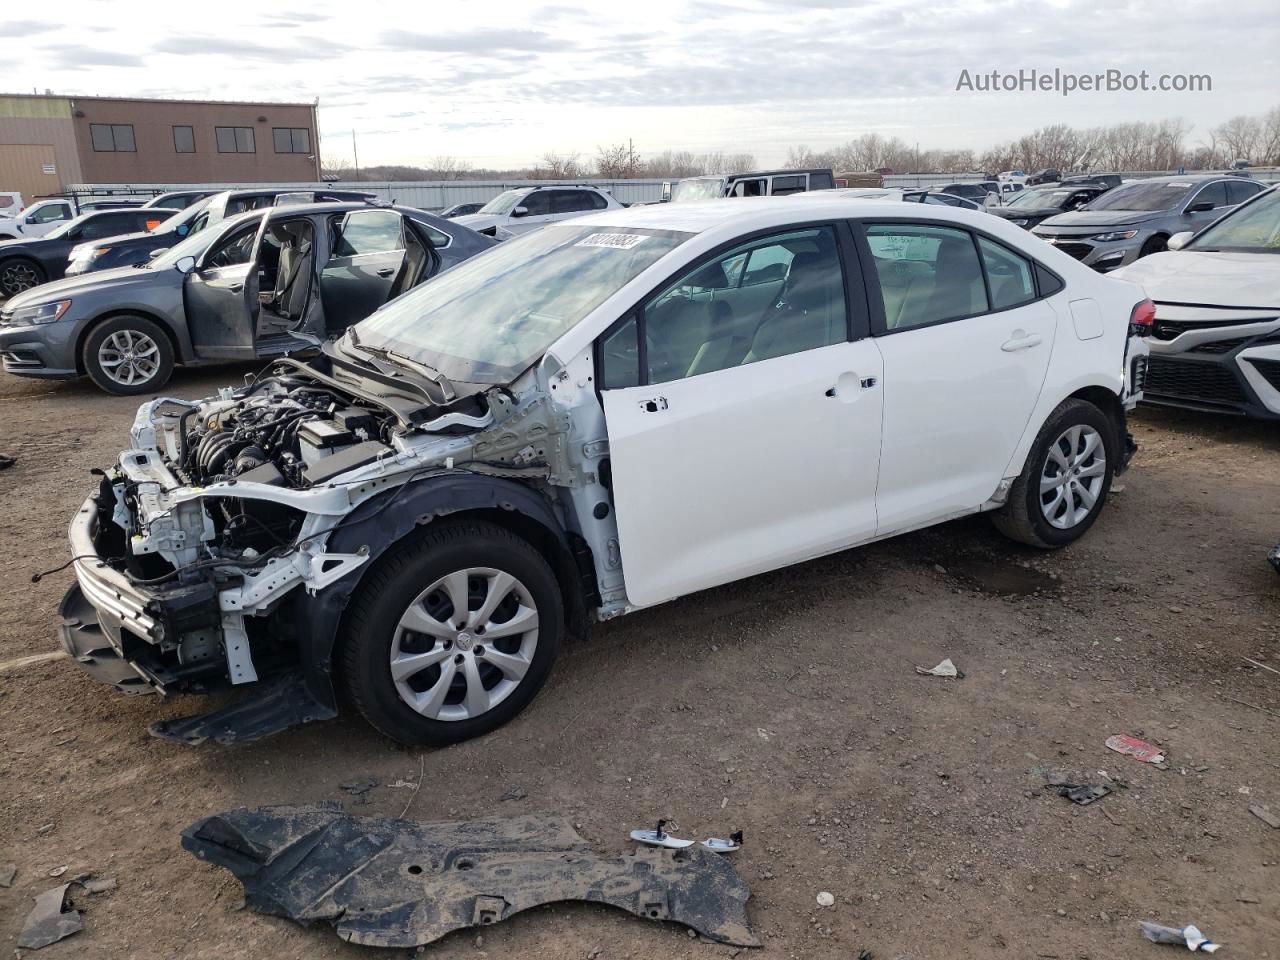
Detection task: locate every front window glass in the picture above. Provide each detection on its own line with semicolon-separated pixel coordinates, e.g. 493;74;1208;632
45;214;91;239
477;190;524;215
1189;188;1280;252
866;224;989;330
150;213;262;269
354;224;691;383
643;226;847;384
671;178;725;202
1086;180;1194;212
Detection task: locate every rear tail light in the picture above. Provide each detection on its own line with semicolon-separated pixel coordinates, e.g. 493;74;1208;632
1129;299;1155;335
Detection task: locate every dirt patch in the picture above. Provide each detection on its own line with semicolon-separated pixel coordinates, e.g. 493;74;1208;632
1;372;1279;959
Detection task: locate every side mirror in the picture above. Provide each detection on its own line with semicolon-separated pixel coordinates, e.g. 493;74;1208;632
175;224;189;237
175;255;197;275
148;248;165;260
1167;231;1194;251
511;205;529;217
1185;201;1215;214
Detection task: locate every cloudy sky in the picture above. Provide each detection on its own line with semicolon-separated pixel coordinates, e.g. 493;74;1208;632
2;0;1276;169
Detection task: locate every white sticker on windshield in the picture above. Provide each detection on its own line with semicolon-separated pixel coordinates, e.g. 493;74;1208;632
576;232;649;250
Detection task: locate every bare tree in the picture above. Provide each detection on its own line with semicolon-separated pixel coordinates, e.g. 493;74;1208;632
1213;115;1263;165
530;151;585;180
595;141;642;178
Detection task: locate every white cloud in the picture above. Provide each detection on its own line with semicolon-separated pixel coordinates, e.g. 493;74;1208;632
0;0;1275;169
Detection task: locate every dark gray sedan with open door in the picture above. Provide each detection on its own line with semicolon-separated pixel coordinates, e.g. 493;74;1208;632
0;203;495;394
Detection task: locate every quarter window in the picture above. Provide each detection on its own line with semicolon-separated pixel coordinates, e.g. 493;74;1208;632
866;224;989;330
90;123;136;152
599;315;641;389
216;126;256;153
977;237;1036;310
331;211;404;257
173;125;196;153
639;225;848;384
272;127;311;154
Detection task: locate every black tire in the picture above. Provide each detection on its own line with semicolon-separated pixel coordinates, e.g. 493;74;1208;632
991;398;1116;549
82;315;175;395
0;257;45;296
340;519;563;746
1138;235;1168;258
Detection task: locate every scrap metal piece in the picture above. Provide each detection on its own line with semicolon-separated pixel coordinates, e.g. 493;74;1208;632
149;674;337;746
18;883;83;950
1052;782;1111;806
630;820;742;853
181;806;759;948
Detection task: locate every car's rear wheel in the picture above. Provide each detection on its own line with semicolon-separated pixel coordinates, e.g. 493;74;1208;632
991;398;1115;548
82;315;175;395
340;519;563;746
0;258;45;296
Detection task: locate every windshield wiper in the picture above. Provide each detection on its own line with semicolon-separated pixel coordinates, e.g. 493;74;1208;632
344;329;457;403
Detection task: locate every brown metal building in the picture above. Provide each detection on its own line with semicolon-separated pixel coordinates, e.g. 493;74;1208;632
0;93;321;202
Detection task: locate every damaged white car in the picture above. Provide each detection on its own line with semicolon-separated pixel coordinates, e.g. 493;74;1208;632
58;198;1150;745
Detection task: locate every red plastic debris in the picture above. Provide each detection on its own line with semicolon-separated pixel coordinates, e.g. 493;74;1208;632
1105;735;1165;764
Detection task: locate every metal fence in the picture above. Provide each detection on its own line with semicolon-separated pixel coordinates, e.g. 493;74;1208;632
67;169;1280;209
65;178;671;208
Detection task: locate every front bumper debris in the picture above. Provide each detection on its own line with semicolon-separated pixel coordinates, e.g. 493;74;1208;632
149;674;337;746
182;807;760;948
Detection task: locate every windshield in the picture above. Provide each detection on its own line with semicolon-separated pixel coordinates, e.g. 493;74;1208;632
1086;180;1193;212
354;224;692;383
156;196;213;233
1008;188;1070;209
1189;188;1280;252
671;178;726;202
477;190;525;215
149;212;262;269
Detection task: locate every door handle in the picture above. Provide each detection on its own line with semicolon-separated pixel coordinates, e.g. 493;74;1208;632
1001;333;1043;352
227;283;244;294
376;267;396;278
638;396;668;413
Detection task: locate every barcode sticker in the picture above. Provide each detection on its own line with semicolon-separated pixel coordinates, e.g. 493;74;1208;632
576;232;649;250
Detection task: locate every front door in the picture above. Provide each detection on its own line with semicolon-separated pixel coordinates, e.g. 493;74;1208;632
598;223;883;608
504;190;555;234
319;209;409;332
861;221;1057;534
184;218;264;357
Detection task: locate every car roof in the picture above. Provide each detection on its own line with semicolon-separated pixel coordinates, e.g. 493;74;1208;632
562;195;998;235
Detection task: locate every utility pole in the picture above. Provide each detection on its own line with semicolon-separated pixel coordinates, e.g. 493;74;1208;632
352;129;360;182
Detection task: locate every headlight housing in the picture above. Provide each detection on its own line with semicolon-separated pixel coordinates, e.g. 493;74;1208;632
1092;230;1138;242
69;243;104;262
1008;218;1029;226
10;300;72;325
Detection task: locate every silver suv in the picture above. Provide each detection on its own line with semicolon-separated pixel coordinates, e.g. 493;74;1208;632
453;185;621;237
1032;174;1266;271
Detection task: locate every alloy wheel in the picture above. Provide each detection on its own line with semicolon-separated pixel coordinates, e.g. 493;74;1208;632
97;330;161;387
1039;424;1107;529
0;262;39;295
390;566;539;721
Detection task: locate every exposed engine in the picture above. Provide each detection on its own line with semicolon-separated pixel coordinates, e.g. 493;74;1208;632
168;374;396;489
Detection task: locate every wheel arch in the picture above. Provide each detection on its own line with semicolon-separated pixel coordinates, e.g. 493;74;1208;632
293;474;594;711
73;309;185;374
1002;379;1132;489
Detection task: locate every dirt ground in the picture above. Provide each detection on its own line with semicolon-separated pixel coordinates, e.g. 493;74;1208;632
1;363;1278;960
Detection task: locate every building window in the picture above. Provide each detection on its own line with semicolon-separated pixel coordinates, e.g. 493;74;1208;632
173;125;195;153
89;123;136;152
272;127;311;154
215;126;256;153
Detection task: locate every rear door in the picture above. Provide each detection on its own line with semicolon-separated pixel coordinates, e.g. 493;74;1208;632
860;220;1057;534
318;209;408;331
184;218;265;357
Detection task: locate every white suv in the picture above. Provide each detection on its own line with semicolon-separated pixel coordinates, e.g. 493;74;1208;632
454;185;621;237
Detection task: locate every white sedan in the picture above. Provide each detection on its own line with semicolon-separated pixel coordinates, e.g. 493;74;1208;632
1114;185;1280;419
66;196;1151;746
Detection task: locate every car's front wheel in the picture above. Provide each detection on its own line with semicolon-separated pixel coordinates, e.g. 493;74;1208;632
82;315;175;395
0;258;45;296
992;398;1115;548
340;519;563;746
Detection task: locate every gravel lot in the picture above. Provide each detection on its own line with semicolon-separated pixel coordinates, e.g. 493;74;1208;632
1;364;1278;959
